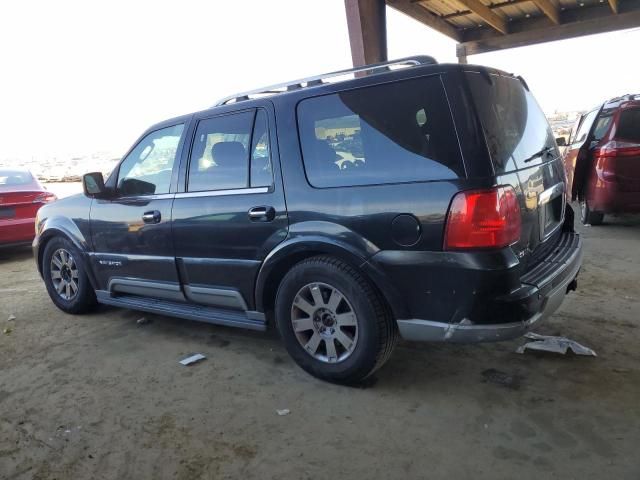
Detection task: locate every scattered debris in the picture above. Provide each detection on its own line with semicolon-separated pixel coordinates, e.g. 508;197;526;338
136;317;150;325
481;368;521;390
3;327;12;335
516;332;596;356
276;409;290;416
7;314;16;321
179;353;207;366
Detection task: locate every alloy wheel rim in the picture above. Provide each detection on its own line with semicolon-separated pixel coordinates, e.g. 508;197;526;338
50;248;79;301
290;282;358;364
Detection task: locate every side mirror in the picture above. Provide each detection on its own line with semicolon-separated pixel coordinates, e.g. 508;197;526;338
83;172;107;198
555;137;567;147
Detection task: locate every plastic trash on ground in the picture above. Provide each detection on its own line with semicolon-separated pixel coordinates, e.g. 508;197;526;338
179;353;207;366
516;332;597;356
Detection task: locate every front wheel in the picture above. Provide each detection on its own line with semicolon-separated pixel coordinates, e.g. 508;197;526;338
275;256;397;384
580;199;604;225
42;236;97;314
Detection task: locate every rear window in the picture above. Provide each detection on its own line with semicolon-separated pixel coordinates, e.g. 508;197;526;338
297;75;464;188
466;72;555;172
0;170;34;186
616;108;640;142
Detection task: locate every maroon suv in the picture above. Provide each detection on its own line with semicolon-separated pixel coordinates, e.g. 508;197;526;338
563;94;640;224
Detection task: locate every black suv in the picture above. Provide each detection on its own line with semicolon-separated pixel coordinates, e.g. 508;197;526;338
34;56;583;383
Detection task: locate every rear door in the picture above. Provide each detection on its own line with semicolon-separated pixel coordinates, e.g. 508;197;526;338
465;72;568;265
609;105;640;192
89;123;185;299
171;104;287;312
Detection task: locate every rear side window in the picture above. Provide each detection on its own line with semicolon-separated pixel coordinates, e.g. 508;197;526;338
466;72;555;172
188;109;273;192
297;75;464;188
616;108;640;142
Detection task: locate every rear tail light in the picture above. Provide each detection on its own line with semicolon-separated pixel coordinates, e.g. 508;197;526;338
593;140;640;182
595;140;640;159
33;192;57;204
444;186;521;250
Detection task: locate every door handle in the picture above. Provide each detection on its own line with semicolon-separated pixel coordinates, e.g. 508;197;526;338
142;210;161;224
248;206;275;222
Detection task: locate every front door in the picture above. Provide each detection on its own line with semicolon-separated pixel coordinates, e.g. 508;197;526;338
171;107;287;312
90;123;186;300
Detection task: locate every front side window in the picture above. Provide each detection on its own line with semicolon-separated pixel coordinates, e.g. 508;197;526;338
188;109;273;192
297;75;464;188
571;110;598;145
117;124;184;196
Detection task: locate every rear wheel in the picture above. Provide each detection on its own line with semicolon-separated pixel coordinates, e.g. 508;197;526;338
580;199;604;225
42;237;97;314
275;256;397;384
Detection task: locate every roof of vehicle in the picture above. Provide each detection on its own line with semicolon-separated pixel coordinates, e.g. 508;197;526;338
601;94;640;113
144;57;520;134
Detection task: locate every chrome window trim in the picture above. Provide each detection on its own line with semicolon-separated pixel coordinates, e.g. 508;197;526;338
175;187;269;199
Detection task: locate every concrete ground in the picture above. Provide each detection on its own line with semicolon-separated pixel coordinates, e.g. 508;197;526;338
1;215;639;480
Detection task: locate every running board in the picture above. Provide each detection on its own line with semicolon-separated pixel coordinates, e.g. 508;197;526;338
96;291;266;331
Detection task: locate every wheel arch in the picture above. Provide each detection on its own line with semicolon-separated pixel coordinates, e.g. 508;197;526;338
35;218;97;289
255;237;408;321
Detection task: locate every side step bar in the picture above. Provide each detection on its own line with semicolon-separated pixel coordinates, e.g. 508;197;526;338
96;291;266;331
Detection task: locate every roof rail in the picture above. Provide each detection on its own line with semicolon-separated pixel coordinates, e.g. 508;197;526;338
215;55;437;106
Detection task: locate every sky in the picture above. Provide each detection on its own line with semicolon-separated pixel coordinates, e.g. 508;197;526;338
1;0;639;160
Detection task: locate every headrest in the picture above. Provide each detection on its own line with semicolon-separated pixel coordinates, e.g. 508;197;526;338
212;141;246;167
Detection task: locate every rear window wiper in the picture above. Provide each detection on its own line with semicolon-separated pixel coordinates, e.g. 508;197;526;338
523;146;555;163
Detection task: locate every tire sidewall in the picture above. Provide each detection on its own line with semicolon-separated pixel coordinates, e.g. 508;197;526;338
275;260;382;382
42;237;93;313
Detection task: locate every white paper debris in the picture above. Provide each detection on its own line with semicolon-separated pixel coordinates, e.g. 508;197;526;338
276;409;290;416
8;314;16;321
179;353;207;366
516;332;596;356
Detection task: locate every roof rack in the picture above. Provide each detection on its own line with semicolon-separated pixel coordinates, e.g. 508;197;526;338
215;55;437;106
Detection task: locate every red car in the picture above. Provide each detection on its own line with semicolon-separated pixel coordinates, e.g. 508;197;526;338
0;169;57;247
562;94;640;224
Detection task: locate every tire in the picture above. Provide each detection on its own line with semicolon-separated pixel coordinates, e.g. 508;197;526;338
579;199;604;225
275;256;397;384
42;236;97;314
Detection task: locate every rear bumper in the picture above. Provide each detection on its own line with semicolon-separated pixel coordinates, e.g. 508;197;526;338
396;232;583;343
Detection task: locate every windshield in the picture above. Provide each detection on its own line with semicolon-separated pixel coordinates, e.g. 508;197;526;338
466;72;556;173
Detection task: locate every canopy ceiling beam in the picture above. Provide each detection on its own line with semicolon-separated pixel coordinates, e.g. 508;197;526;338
455;0;509;34
460;6;640;55
387;0;462;41
531;0;561;24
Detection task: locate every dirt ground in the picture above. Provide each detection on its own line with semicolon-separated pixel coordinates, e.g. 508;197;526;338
1;215;639;480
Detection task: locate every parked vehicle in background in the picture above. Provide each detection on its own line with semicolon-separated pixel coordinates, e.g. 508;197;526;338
33;57;583;384
0;169;57;247
562;94;640;225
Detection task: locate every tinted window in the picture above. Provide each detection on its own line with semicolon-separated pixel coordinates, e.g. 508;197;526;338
572;110;598;145
250;110;273;188
466;72;555;172
297;75;464;188
592;114;612;141
188;110;272;191
117;124;184;196
616;108;640;142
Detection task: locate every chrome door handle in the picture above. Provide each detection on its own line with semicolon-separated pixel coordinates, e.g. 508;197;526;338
248;206;275;221
142;210;161;224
